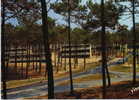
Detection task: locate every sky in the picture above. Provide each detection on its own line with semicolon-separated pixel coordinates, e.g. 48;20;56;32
7;0;139;30
48;0;139;29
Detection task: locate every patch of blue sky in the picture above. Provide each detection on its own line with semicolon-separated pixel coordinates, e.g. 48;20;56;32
48;0;139;29
119;13;139;29
6;18;19;26
48;9;78;28
7;0;139;29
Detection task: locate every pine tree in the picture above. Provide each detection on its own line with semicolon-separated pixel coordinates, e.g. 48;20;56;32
40;0;54;98
101;0;107;98
1;0;7;98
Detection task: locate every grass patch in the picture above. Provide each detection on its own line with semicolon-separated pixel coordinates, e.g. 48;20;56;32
74;73;115;82
57;73;115;86
5;77;47;89
109;64;139;73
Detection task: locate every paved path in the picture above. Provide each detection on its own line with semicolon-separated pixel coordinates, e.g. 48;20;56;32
6;72;139;99
4;54;138;99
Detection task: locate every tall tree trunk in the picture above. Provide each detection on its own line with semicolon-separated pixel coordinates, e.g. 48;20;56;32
122;44;125;63
35;45;38;72
40;0;54;98
101;0;107;98
74;43;78;69
83;57;86;70
74;58;76;69
19;47;22;79
54;44;57;70
64;44;67;71
68;0;74;94
57;44;60;73
21;46;24;78
132;0;136;85
6;43;10;80
14;45;18;79
28;44;31;76
83;44;86;70
105;63;111;87
59;44;62;69
32;45;35;70
26;44;29;79
105;48;111;87
14;45;17;73
39;43;42;73
26;43;30;79
1;0;7;98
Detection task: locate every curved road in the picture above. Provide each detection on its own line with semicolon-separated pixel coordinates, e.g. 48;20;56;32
4;54;138;99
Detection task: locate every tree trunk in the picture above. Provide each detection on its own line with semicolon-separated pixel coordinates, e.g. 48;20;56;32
60;44;63;69
28;44;31;76
14;45;17;73
54;44;57;70
5;43;10;80
35;45;38;72
101;0;107;98
122;44;125;63
106;48;111;87
64;54;67;71
105;64;111;87
32;45;35;70
26;44;29;79
21;46;24;78
57;44;60;73
83;44;86;70
83;57;86;70
39;43;42;73
74;43;78;69
132;0;136;85
1;0;7;98
40;0;54;98
68;0;74;94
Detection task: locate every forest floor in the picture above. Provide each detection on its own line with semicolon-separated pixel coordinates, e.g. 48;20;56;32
31;80;139;99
